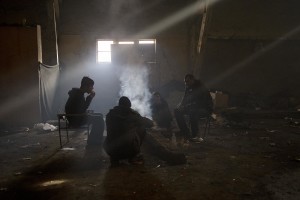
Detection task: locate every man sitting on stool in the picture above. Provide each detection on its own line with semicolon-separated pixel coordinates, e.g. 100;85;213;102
65;76;104;146
174;74;213;143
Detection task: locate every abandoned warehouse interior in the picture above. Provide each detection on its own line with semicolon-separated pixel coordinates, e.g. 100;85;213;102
0;0;300;199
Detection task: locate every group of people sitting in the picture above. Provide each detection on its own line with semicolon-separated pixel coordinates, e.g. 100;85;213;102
64;74;213;167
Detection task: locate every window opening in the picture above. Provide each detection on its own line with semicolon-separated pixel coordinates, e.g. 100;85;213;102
97;40;114;63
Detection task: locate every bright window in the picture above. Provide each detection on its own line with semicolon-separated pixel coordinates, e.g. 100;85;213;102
97;40;114;63
96;39;156;63
138;39;155;44
118;41;134;44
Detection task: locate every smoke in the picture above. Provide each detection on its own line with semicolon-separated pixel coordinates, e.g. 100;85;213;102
109;0;140;13
119;65;152;118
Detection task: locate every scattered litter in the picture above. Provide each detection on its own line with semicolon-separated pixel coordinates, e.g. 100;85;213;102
190;137;204;143
14;172;22;176
269;143;276;147
0;187;8;191
61;147;75;151
156;165;161;168
294;158;300;162
89;184;97;187
259;137;270;140
23;127;30;132
267;129;277;133
285;117;300;127
20;143;40;148
211;113;217;120
34;123;57;132
1;127;30;134
22;157;32;160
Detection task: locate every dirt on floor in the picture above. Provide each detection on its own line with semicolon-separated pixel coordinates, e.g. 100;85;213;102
0;115;300;200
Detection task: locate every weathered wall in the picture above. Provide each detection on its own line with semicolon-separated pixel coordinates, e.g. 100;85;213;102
0;0;59;65
199;0;300;101
0;27;40;127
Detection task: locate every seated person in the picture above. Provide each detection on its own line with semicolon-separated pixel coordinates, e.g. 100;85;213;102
65;76;104;146
104;96;153;166
174;74;213;142
150;92;173;129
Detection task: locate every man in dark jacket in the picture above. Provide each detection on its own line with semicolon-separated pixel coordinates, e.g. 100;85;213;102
104;96;153;166
174;74;213;142
65;76;104;146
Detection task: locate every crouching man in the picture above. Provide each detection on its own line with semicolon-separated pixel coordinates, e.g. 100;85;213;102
104;96;153;167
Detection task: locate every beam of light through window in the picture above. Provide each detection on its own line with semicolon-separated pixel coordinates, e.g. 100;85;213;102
133;0;220;38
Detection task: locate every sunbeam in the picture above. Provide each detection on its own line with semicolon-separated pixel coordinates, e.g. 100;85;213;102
133;0;220;38
206;25;300;88
0;87;39;119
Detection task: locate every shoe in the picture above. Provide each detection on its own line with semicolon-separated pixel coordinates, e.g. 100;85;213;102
190;137;204;143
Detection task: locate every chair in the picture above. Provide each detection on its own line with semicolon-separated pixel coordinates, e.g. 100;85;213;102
187;114;213;139
57;113;91;148
200;114;213;138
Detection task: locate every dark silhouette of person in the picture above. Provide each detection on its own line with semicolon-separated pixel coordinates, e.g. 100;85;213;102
65;76;104;146
104;96;153;166
174;74;213;142
150;92;173;129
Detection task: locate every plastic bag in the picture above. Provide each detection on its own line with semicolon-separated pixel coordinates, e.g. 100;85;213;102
34;123;57;131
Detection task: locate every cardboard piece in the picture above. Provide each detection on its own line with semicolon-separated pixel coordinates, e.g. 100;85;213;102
210;92;229;109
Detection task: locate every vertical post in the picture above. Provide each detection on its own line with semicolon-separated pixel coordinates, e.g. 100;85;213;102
58;115;62;148
194;0;209;77
197;0;208;55
37;25;42;63
53;1;59;65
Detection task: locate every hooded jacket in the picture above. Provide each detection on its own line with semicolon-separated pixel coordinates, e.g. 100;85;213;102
65;88;93;126
104;105;153;158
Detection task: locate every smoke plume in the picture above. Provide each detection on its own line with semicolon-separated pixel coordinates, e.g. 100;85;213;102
119;65;152;118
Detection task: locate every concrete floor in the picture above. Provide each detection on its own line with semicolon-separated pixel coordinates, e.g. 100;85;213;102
0;116;300;200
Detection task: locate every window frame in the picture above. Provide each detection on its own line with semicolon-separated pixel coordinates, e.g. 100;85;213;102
96;40;114;63
96;39;156;64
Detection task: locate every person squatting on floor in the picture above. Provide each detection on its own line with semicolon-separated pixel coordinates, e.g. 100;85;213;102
104;96;154;167
65;76;105;146
174;74;213;142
